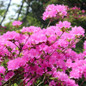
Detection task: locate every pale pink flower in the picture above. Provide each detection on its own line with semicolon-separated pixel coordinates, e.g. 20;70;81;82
12;21;22;26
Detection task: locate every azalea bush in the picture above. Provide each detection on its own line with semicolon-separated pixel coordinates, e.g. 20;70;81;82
0;4;86;86
64;6;86;30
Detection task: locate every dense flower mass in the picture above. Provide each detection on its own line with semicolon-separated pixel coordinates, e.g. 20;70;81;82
42;4;67;20
0;4;86;86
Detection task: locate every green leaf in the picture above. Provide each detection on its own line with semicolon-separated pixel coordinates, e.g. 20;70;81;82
13;83;18;86
50;77;58;80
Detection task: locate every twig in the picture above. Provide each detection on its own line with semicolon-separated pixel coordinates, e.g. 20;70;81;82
22;2;30;23
50;32;64;45
16;0;25;20
62;36;84;53
2;72;27;86
80;78;86;86
0;0;12;25
47;20;51;28
37;75;46;86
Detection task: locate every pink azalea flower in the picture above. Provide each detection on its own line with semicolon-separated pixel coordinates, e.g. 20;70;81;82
0;66;5;74
12;21;22;26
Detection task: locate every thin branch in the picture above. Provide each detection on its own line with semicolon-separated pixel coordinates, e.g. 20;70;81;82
0;0;12;25
47;20;51;28
16;0;25;20
62;36;84;53
37;75;46;86
22;2;30;23
77;0;83;4
2;72;26;86
80;78;86;86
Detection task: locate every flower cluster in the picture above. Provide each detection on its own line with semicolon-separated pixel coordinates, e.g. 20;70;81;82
43;4;86;21
67;6;86;19
0;4;86;86
43;4;67;20
12;21;22;26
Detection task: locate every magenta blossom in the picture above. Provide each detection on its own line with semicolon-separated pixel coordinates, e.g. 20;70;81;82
12;21;22;26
